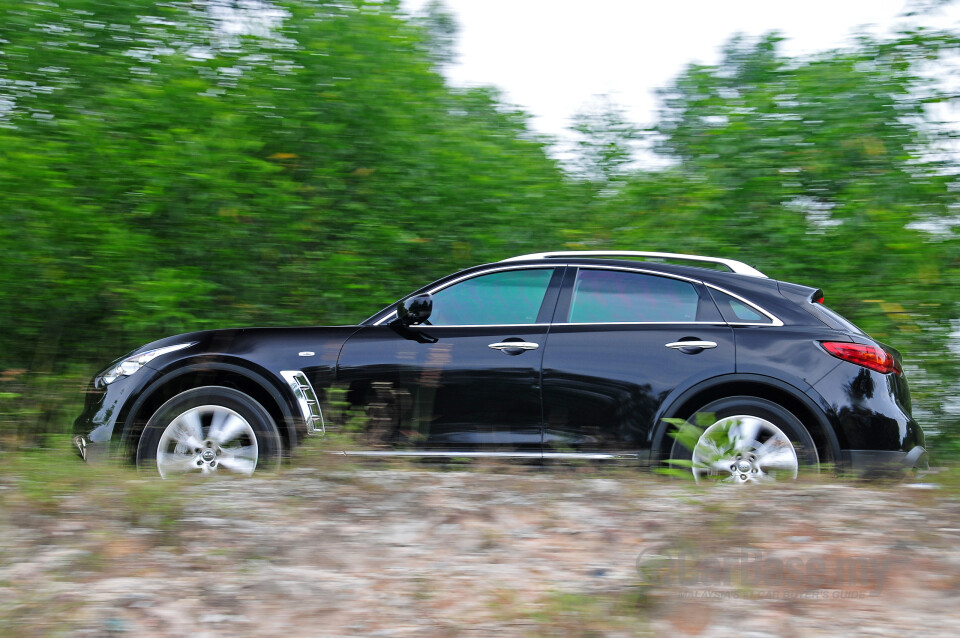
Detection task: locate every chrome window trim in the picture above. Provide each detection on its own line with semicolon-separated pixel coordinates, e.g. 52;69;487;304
705;283;784;327
552;321;726;327
372;264;565;326
573;263;702;284
398;323;550;329
725;322;783;327
370;264;784;329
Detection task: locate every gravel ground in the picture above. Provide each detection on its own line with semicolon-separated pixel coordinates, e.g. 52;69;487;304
1;460;959;636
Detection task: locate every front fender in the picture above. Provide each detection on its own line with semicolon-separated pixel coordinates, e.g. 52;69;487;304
119;357;301;449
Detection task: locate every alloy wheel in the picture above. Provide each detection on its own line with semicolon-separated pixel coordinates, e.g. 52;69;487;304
155;405;259;478
691;415;799;484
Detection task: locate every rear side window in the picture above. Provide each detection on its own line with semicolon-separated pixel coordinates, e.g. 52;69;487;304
568;269;700;323
709;288;774;324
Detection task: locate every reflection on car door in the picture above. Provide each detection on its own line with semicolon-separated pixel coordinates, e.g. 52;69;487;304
335;267;563;453
541;267;734;455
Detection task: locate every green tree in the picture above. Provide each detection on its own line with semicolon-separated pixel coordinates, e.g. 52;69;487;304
569;96;642;185
0;0;576;372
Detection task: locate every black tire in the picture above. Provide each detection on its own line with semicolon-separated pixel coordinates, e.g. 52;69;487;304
136;386;282;477
669;396;819;482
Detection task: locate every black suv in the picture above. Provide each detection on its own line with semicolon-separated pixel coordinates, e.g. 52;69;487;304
74;251;926;481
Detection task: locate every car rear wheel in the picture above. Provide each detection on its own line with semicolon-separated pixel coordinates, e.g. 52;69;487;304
137;386;282;478
670;396;818;484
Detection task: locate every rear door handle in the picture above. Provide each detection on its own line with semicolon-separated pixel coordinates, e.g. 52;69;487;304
489;342;539;351
665;341;717;350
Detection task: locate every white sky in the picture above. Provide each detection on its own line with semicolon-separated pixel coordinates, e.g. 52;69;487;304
401;0;960;142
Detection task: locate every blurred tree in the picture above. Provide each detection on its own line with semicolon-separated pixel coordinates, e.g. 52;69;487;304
414;0;460;68
0;0;575;370
569;96;642;185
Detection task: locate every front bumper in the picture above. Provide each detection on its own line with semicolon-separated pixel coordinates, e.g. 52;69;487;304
841;446;928;477
73;366;163;458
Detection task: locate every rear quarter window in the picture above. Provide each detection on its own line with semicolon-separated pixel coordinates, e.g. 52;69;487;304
708;288;774;324
807;303;865;335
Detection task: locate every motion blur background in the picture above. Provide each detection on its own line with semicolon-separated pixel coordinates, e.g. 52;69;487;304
1;0;958;457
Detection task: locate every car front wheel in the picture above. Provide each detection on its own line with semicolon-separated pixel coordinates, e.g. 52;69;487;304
670;396;819;484
136;386;282;478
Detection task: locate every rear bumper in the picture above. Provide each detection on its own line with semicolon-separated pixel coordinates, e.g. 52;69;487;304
841;446;928;477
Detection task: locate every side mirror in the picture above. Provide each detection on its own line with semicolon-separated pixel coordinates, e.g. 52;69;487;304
395;293;433;326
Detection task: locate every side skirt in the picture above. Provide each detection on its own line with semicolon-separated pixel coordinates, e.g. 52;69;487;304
335;450;641;460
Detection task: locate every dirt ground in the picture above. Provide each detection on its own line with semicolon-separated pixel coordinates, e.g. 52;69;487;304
1;454;958;637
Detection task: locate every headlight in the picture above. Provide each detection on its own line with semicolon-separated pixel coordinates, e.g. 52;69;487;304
96;342;196;386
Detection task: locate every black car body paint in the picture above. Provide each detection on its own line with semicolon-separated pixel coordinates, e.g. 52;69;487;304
74;255;925;474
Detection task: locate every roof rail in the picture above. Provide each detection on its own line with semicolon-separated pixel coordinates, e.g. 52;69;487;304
501;251;768;278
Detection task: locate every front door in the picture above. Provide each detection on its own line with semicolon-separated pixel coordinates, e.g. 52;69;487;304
336;267;563;453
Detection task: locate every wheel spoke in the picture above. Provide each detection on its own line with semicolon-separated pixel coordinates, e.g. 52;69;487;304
756;445;798;472
732;417;763;453
224;444;257;459
171;412;204;450
210;414;248;446
157;452;200;475
218;452;257;475
207;408;230;441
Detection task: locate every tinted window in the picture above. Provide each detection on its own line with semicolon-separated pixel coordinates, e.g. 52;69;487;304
568;269;700;323
428;268;554;326
709;288;772;324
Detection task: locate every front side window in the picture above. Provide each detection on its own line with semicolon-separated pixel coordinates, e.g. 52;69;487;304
427;268;554;326
568;269;701;323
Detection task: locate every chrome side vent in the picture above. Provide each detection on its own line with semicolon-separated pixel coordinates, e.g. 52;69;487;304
280;370;325;435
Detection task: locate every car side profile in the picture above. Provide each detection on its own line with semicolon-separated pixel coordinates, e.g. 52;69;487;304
73;251;926;481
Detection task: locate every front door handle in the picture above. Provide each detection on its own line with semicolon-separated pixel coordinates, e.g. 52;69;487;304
665;340;718;351
489;341;539;352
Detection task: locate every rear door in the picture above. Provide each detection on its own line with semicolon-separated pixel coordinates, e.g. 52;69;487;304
541;266;735;455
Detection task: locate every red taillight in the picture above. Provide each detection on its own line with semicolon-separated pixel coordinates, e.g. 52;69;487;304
820;341;902;375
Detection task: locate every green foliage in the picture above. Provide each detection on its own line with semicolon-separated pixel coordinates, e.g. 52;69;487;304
569;95;642;184
0;0;578;374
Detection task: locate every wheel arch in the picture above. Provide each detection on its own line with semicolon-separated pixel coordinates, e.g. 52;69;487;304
649;373;841;466
118;359;301;459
